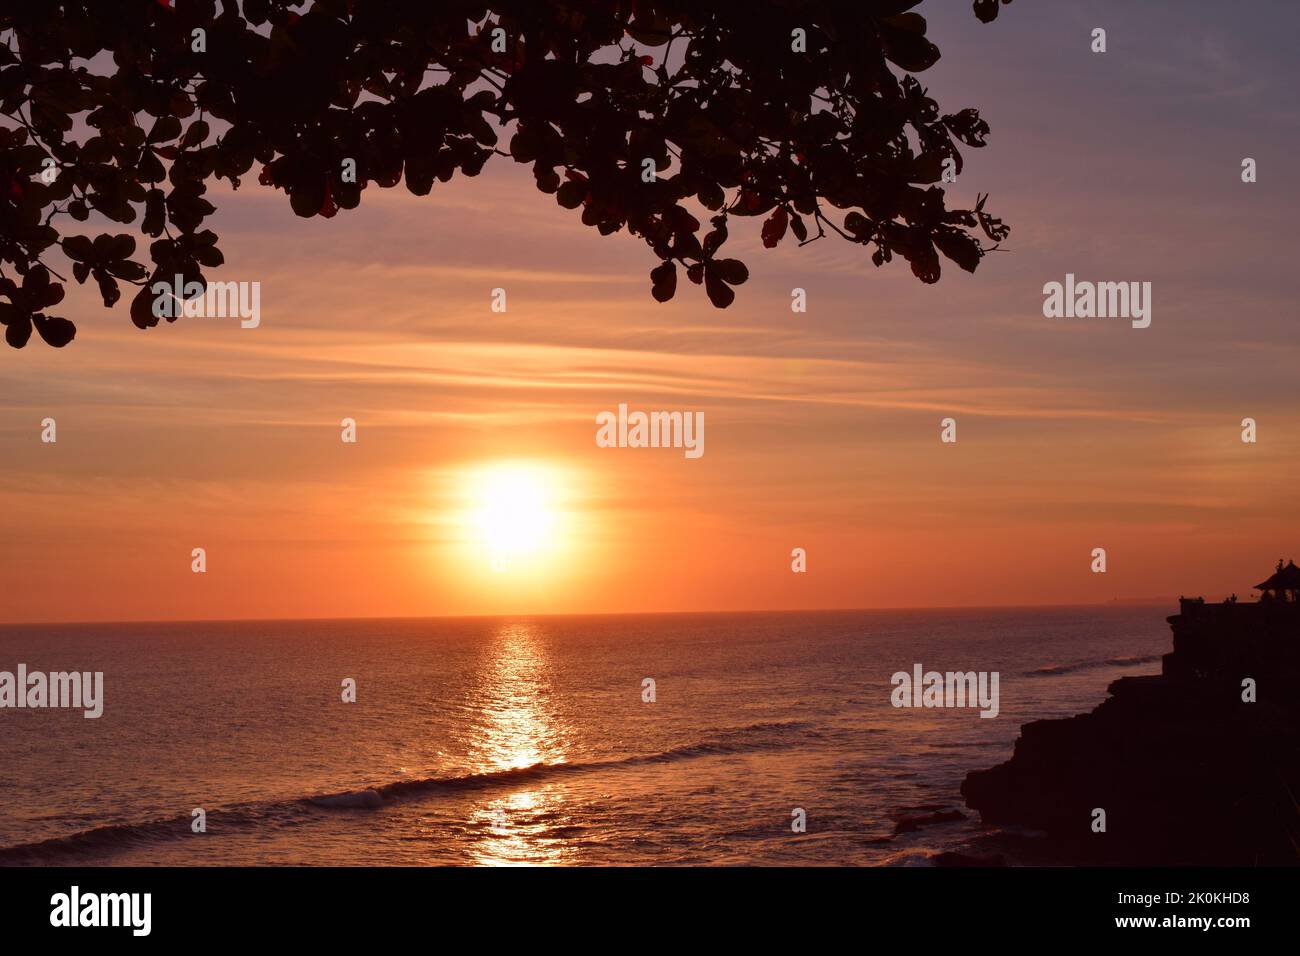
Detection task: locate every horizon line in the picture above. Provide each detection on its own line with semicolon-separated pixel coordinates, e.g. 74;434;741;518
0;595;1198;629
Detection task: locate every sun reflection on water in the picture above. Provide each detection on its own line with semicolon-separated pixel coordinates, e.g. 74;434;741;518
466;622;576;865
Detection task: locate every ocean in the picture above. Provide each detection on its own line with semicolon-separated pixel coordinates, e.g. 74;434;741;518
0;607;1169;866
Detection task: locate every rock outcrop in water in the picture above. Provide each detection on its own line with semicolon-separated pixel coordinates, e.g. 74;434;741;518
962;571;1300;865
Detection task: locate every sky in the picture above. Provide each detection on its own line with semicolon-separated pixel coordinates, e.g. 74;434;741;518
2;0;1298;623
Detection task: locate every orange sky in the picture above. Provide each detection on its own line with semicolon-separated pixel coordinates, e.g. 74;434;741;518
1;2;1298;623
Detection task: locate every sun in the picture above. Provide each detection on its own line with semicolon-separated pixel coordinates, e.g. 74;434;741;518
445;459;586;586
467;463;558;567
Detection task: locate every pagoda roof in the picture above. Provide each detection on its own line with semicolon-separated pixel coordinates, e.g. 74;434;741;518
1255;560;1300;591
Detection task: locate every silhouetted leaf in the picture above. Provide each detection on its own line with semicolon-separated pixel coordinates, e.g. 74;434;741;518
933;227;982;273
4;314;31;348
972;0;1011;24
130;283;160;329
761;208;788;248
32;312;75;346
704;268;735;308
650;261;676;303
710;259;748;286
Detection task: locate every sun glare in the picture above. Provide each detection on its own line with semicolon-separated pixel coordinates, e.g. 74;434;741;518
445;459;589;592
468;463;558;567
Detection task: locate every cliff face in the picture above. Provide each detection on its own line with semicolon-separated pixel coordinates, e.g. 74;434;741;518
961;599;1300;865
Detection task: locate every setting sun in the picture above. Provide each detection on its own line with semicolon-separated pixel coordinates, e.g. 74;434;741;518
440;458;594;606
467;463;560;569
454;463;582;580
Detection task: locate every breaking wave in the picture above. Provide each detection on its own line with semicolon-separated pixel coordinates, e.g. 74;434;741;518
0;720;812;864
1023;654;1160;677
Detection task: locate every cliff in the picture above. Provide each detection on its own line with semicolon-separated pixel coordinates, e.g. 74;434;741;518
961;597;1300;865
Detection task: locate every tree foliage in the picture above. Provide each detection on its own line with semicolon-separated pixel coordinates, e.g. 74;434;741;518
0;0;1012;348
